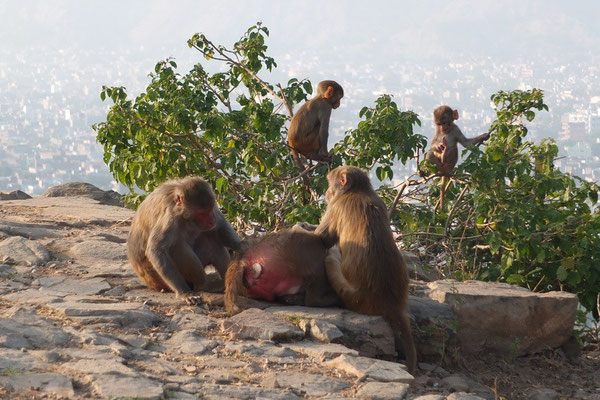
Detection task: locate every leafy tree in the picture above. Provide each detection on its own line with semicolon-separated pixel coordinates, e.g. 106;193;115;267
393;89;600;317
93;23;423;230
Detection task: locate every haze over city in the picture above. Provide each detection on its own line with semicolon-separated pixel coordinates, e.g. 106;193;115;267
1;0;600;194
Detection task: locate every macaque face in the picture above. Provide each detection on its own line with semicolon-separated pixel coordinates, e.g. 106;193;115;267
435;113;453;134
192;207;216;230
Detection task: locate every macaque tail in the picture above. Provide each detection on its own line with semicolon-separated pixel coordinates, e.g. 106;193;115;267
291;148;312;203
439;175;448;210
387;312;417;376
224;258;246;315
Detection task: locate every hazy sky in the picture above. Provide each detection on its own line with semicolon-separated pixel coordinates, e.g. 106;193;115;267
2;0;600;64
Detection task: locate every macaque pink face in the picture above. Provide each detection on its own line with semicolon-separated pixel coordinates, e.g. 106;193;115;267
192;208;215;229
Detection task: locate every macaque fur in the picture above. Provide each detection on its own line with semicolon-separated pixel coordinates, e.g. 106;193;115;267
287;80;344;172
127;176;243;305
425;105;490;207
224;226;340;314
316;166;417;374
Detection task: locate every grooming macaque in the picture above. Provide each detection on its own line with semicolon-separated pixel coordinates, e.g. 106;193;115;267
315;166;417;374
224;226;340;314
127;176;243;305
425;105;490;207
287;80;344;171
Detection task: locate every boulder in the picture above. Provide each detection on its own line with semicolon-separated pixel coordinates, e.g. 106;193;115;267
42;182;123;207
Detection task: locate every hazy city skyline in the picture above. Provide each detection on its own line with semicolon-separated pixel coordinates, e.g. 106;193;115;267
1;1;599;194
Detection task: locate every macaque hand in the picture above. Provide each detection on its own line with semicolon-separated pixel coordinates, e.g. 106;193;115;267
179;292;204;306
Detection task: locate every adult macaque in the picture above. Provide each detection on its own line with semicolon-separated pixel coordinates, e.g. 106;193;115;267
425;105;490;208
224;226;340;314
127;176;244;305
315;166;417;374
287;80;344;171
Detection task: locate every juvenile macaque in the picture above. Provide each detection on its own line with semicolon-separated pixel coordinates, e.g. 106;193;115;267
224;226;340;314
287;80;344;172
315;166;417;374
127;176;243;305
425;105;490;207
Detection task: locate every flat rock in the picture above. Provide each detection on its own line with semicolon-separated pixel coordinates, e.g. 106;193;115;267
446;393;488;400
0;220;61;239
90;373;164;399
168;311;217;331
266;306;395;358
4;288;68;304
263;371;350;397
428;280;578;355
0;307;73;349
299;318;344;342
0;373;74;397
39;276;110;295
166;330;218;355
48;298;160;329
0;236;50;265
195;383;300;399
224;341;300;363
325;354;415;383
408;294;456;358
0;197;133;225
68;239;127;262
284;342;359;360
222;308;305;342
356;381;410;399
63;358;135;375
0;348;50;371
413;396;446;400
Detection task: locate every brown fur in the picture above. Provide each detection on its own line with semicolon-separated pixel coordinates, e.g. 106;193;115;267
224;226;340;314
425;105;489;208
316;166;417;374
288;80;344;173
127;176;243;304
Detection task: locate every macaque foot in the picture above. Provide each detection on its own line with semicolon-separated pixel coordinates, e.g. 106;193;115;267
180;293;205;306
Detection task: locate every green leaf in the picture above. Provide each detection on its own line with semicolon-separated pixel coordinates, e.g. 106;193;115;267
556;265;568;281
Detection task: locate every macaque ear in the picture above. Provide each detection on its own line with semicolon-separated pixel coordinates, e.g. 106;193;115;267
452;109;459;120
324;86;334;99
175;194;183;207
339;171;348;188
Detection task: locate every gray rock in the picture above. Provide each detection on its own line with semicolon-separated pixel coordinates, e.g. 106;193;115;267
266;306;395;358
166;330;218;355
48;298;160;328
446;393;487;400
412;395;445;400
0;236;50;265
299;318;344;342
442;374;471;392
356;381;410;399
0;220;61;239
284;342;359;360
408;294;456;359
428;280;578;355
39;276;110;295
0;190;31;200
0;307;73;349
68;239;127;262
222;308;305;342
195;383;300;399
90;373;164;399
169;311;217;331
103;284;127;296
3;288;67;304
63;358;135;375
325;354;415;383
0;196;133;225
403;251;443;282
0;373;74;397
263;371;350;397
224;341;300;363
43;182;123;207
0;348;49;371
0;263;14;278
528;387;560;400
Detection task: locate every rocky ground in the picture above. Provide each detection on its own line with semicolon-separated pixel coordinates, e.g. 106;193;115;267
0;190;599;399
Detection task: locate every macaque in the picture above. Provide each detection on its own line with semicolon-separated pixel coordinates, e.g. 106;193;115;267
224;226;340;314
425;105;490;208
287;80;344;172
315;166;417;374
127;176;244;305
